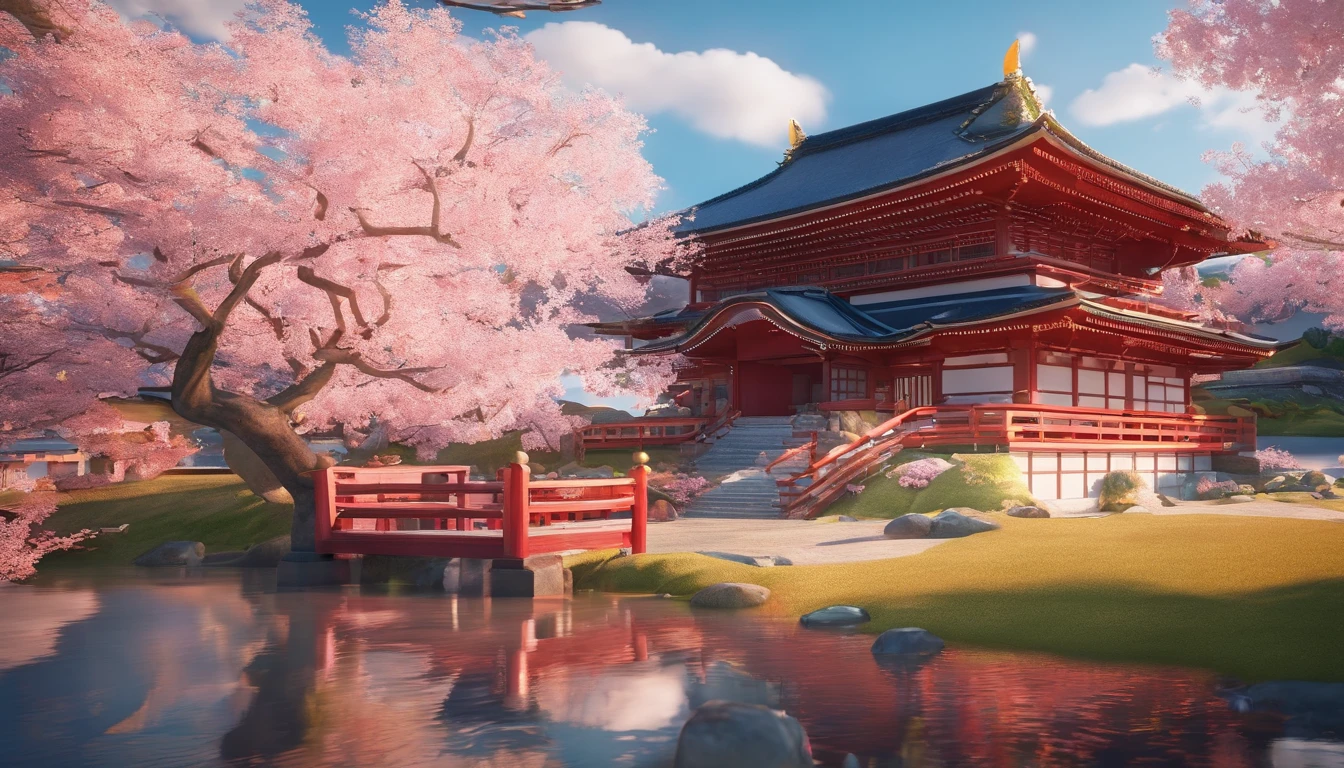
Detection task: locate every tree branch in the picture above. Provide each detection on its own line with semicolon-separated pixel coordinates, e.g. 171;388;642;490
347;162;461;247
267;361;337;414
310;347;439;392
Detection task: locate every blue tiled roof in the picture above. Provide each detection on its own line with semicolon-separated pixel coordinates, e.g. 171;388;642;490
676;82;1037;234
633;285;1073;353
860;285;1076;330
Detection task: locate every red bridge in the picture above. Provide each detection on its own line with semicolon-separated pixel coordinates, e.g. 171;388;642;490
313;455;648;560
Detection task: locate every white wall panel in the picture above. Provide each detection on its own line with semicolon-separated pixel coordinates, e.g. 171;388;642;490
942;366;1013;395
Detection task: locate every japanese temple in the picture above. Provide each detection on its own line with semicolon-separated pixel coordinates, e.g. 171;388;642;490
592;52;1279;504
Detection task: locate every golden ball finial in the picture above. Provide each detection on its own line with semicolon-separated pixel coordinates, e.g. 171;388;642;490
632;450;650;467
514;450;530;465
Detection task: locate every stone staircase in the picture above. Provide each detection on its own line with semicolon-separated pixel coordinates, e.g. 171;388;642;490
685;417;810;519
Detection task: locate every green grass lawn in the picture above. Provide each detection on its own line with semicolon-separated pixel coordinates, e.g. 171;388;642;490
827;453;1033;519
36;475;292;567
569;513;1344;683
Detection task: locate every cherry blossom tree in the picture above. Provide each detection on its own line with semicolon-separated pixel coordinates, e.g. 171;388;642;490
0;491;95;581
0;0;686;555
1157;0;1343;326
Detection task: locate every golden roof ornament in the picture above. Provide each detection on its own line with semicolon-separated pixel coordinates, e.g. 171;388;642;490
788;119;807;150
1003;39;1022;78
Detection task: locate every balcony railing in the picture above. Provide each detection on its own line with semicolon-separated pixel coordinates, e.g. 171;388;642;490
575;409;740;451
774;404;1253;519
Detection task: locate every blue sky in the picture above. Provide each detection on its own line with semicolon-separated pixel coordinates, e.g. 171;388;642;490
107;0;1286;412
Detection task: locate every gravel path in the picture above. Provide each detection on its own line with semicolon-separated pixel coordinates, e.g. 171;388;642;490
644;499;1344;566
646;518;946;565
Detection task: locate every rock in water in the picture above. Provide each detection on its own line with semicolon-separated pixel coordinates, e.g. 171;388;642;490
800;605;871;628
1006;505;1050;518
690;583;771;609
928;509;1000;538
871;628;945;657
883;514;932;539
235;535;290;567
674;700;812;768
838;515;859;522
134;541;205;567
842;755;861;768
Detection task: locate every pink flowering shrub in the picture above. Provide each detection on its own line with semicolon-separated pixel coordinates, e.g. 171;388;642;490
1256;446;1303;471
657;474;710;505
1;492;95;582
891;458;952;489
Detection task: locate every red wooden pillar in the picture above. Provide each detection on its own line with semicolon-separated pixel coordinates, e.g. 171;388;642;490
630;453;649;555
503;460;531;559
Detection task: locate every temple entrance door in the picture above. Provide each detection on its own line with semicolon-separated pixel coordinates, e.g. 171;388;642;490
791;363;823;409
736;361;794;416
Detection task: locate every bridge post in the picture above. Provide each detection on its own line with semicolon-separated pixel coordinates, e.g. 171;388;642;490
503;453;531;559
631;451;649;555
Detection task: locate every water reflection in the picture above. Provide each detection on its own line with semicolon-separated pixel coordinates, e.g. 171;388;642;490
0;572;1340;767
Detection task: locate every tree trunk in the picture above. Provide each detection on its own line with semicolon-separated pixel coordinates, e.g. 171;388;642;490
221;429;294;505
174;393;331;552
167;254;337;555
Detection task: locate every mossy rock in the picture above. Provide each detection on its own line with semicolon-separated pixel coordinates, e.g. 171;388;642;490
1301;470;1330;488
827;452;1032;519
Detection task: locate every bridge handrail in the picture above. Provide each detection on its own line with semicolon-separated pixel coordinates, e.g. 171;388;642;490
764;431;817;474
314;460;649;558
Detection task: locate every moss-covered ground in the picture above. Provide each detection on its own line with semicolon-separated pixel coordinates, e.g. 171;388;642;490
569;512;1344;682
826;453;1033;519
32;475;291;567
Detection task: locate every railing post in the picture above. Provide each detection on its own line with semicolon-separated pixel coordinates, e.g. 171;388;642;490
809;431;818;465
631;451;649;555
312;466;337;551
503;452;531;559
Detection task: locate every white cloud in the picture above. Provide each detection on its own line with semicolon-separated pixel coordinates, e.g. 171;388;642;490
1069;63;1278;143
526;22;829;148
105;0;246;41
1032;83;1054;106
1017;31;1038;58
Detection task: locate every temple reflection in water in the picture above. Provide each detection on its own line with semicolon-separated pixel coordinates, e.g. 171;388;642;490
0;573;1338;767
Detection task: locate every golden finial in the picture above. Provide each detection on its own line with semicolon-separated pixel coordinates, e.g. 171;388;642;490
788;119;806;150
514;450;530;465
632;450;650;467
1003;39;1021;78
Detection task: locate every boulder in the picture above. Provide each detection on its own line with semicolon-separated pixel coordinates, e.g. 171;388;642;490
842;755;861;768
690;582;771;609
799;605;870;628
928;509;1000;538
883;514;932;539
649;499;679;523
1006;505;1050;519
1238;484;1257;496
871;627;944;657
837;515;858;522
1226;495;1256;503
674;701;812;768
234;535;290;567
134;541;205;567
1301;470;1330;488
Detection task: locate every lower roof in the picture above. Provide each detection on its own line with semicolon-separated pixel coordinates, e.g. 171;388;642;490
626;285;1280;356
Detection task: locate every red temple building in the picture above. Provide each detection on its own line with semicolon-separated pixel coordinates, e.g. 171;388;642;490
593;59;1279;508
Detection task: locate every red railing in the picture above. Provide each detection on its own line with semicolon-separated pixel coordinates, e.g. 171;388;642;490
777;405;1254;518
763;431;817;474
576;409;740;450
313;460;648;560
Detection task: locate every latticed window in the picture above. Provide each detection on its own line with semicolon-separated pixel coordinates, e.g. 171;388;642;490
829;366;868;400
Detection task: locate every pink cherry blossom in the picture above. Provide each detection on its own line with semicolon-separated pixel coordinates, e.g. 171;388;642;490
0;1;689;552
1157;0;1343;325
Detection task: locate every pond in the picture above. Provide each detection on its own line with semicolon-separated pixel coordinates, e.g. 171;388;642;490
2;572;1341;767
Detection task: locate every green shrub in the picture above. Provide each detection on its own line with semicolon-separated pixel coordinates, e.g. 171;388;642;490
1303;327;1331;349
1099;470;1148;512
